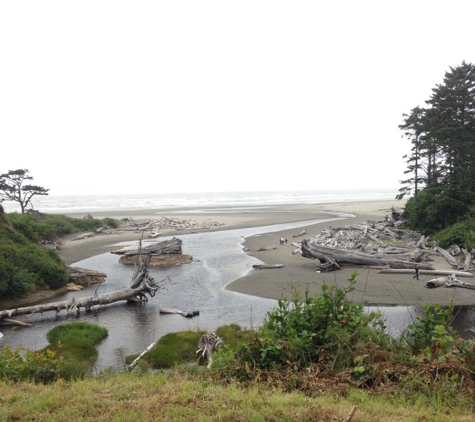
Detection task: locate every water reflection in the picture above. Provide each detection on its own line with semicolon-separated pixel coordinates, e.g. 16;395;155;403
2;216;475;370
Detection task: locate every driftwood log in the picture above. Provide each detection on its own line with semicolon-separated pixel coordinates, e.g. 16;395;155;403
301;240;435;271
301;240;435;270
435;246;461;268
426;274;475;290
0;244;161;327
292;228;306;238
252;264;284;269
159;308;200;318
378;269;473;277
111;237;183;256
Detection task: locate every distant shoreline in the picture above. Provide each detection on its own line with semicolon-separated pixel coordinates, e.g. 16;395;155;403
11;198;475;308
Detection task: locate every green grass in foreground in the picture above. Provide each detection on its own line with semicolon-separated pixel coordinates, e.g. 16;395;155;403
0;371;473;422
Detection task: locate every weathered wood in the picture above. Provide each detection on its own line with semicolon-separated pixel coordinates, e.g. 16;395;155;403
112;237;183;256
128;340;159;370
71;232;94;241
252;264;284;269
2;318;33;327
301;240;435;270
462;248;473;271
0;244;160;326
292;228;306;238
256;245;277;251
426;274;475;290
159;308;200;318
435;246;461;268
378;269;473;277
67;266;107;285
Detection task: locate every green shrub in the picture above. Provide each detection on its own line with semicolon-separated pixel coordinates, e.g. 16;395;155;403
0;344;68;384
235;272;390;373
7;212;121;241
402;303;456;358
434;220;475;249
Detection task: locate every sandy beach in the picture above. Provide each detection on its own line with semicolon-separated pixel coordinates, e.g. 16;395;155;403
57;200;475;307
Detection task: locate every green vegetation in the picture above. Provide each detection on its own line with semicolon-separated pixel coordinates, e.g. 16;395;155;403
2;279;475;420
6;211;120;243
398;62;475;250
0;322;108;383
0;206;120;302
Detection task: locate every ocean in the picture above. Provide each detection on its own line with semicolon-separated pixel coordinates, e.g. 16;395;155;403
1;188;399;214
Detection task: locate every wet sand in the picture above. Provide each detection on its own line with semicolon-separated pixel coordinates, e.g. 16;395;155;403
57;200;475;307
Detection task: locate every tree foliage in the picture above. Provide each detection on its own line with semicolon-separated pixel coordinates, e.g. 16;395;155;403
399;62;475;234
0;169;49;214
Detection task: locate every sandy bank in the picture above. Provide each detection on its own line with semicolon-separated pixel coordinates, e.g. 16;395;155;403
56;199;475;307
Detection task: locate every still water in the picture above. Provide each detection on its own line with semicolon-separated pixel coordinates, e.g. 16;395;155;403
2;216;475;371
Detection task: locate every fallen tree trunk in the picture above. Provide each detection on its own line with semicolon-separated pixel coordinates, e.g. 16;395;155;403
435;246;461;268
0;245;160;326
426;274;475;290
378;269;473;277
252;264;284;269
301;240;435;270
111;237;183;256
128;339;159;370
159;308;200;318
462;248;473;271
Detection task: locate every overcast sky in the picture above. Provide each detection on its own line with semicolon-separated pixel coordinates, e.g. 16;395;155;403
1;1;473;196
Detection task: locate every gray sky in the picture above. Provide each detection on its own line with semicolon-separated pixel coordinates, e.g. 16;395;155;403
1;1;473;195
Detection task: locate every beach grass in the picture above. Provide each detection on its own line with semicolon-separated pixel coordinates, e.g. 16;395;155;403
1;371;474;421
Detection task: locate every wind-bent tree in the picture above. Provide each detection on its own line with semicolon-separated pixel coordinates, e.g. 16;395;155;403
400;62;475;233
0;169;50;213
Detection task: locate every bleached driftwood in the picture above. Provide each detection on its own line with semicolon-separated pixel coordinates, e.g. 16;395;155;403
462;248;473;271
159;308;200;318
71;232;94;241
435;246;461;268
120;216;224;233
128;339;159;370
292;228;306;238
67;266;107;285
426;274;475;290
112;237;183;256
378;269;473;277
0;243;161;327
301;240;435;271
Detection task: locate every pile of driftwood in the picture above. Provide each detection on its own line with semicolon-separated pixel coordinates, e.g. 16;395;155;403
120;216;224;233
111;237;193;267
298;209;475;277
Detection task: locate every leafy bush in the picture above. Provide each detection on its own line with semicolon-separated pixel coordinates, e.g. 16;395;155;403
0;344;68;384
234;273;390;374
7;212;120;241
0;209;120;301
435;219;475;249
403;187;475;235
402;303;456;357
0;239;68;298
